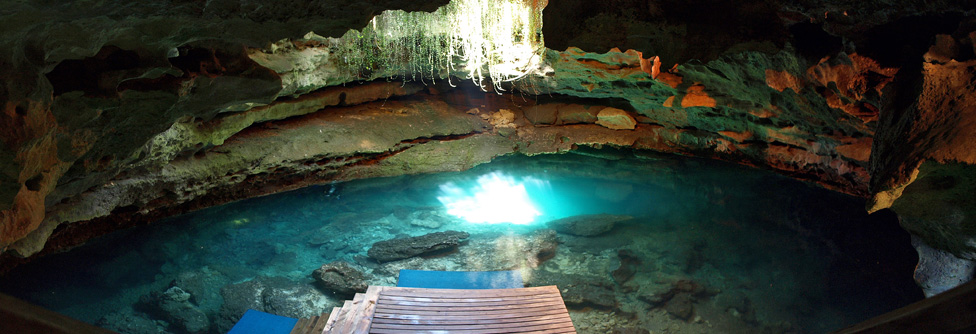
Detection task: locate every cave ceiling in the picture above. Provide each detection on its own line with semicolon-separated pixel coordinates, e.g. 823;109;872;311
1;0;975;268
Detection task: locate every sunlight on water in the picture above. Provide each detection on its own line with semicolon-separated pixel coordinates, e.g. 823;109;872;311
437;171;545;225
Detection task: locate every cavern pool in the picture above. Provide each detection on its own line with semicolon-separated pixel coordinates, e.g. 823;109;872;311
0;149;923;334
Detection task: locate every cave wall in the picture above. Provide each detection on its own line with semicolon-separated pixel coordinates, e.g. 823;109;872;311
1;0;975;273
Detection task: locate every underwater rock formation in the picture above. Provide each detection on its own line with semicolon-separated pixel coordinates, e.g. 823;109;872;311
217;276;331;332
547;214;632;236
312;261;369;297
140;286;210;334
367;230;470;263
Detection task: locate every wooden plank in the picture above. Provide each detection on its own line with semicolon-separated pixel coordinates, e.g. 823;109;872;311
369;320;576;331
373;305;570;318
833;279;976;334
374;299;567;312
290;317;311;334
370;329;576;334
0;293;116;334
328;300;357;334
372;311;571;322
350;285;384;334
371;313;572;326
368;321;576;334
310;313;330;334
323;307;341;333
378;296;563;307
379;293;563;303
378;286;559;298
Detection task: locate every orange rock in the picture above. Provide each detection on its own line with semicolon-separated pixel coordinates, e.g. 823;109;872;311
765;69;801;92
835;137;873;162
680;84;717;108
662;96;675;108
718;130;754;143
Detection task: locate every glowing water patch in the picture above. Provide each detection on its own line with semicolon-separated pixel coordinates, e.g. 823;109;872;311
437;172;544;225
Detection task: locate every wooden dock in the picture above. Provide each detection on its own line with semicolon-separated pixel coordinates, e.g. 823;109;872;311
292;285;577;334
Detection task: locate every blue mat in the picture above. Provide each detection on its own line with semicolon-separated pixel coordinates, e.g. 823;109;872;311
397;270;523;289
227;309;298;334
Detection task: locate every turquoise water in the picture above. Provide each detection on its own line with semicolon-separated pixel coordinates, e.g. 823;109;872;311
0;150;922;333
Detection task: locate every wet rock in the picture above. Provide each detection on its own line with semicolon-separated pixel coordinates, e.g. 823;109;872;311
595;107;637;130
527;229;559;265
407;209;456;229
911;234;976;297
312;261;369;298
217;276;332;333
664;293;695;320
491;229;560;268
98;309;169;334
638;279;713;308
611;328;650;334
546;214;632;236
562;283;618;310
141;286;210;334
612;249;642;284
172;267;227;312
715;290;757;325
263;283;332;318
367;230;469;263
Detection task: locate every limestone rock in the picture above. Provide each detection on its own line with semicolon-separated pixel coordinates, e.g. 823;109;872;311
546;214;632;236
561;283;618;310
367;230;469;263
612;249;642;284
524;104;558;125
911;235;976;297
312;261;369;297
98;309;168;334
217;276;332;333
173;268;228;312
595;107;637;130
141;286;210;334
557;104;600;124
664;293;695;321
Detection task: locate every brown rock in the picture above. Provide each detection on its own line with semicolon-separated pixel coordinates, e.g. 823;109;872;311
524;104;558;125
557;104;599;124
595;107;637;130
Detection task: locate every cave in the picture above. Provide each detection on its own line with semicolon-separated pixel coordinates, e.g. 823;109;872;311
1;0;975;333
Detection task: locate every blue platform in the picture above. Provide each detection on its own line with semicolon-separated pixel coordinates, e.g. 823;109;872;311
396;269;524;289
227;309;299;334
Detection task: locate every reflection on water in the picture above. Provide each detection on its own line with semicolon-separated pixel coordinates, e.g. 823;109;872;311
0;150;923;334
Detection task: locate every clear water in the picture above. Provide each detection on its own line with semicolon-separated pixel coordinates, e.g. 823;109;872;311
0;150;922;334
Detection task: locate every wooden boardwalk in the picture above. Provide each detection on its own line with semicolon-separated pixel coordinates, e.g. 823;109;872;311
293;285;576;334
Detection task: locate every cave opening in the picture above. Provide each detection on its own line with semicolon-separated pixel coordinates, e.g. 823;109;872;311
0;149;923;333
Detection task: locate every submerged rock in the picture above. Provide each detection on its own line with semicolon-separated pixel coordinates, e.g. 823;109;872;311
612;249;642;284
217;276;332;333
98;308;170;334
140;286;210;334
665;293;695;320
547;214;632;236
367;230;469;263
312;261;369;297
561;283;618;310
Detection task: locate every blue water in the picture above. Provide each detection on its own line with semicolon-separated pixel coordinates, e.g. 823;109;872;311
0;150;922;333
